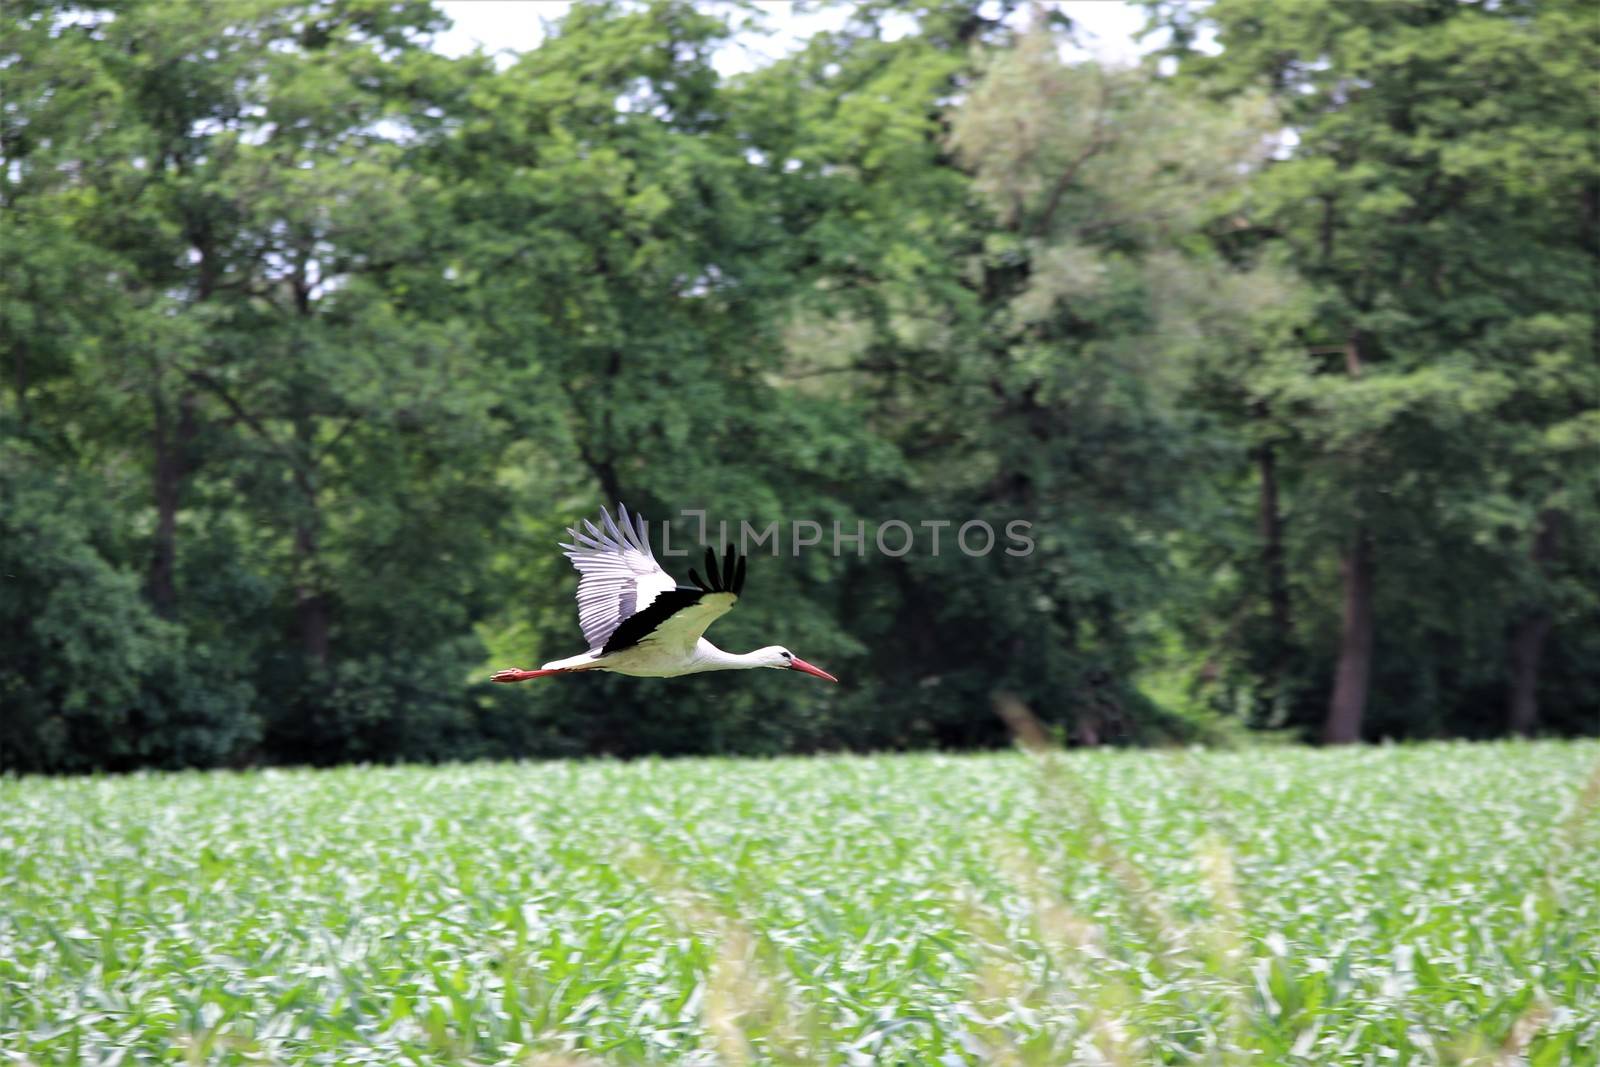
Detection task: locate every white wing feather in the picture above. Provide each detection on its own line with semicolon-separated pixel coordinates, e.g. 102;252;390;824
558;504;678;651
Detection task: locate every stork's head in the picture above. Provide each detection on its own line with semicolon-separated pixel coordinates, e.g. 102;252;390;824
758;646;838;683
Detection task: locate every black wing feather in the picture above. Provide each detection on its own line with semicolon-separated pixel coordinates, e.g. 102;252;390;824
601;588;710;655
601;543;748;655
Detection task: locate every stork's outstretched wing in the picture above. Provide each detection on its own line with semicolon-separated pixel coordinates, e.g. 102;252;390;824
600;544;746;657
559;504;678;651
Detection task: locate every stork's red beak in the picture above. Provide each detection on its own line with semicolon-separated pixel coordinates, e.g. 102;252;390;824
788;656;838;683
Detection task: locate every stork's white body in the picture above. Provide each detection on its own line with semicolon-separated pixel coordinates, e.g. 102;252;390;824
540;634;769;677
492;505;837;685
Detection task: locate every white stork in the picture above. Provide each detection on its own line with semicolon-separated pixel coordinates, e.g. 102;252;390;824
491;504;838;684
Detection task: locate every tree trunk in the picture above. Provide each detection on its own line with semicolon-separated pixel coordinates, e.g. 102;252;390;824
1507;614;1551;737
148;390;197;619
1323;530;1374;744
590;456;624;511
147;241;214;618
294;518;331;666
1257;440;1292;639
291;397;330;667
1507;510;1560;736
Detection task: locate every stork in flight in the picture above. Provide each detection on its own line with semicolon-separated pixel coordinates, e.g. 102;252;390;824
491;504;838;684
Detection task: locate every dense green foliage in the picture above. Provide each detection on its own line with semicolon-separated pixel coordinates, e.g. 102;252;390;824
2;0;1595;770
1146;0;1600;742
3;742;1597;1062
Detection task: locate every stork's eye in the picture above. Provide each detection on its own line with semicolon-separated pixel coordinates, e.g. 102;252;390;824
781;651;792;660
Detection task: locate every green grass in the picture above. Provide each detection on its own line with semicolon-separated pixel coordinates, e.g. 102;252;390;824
3;741;1597;1065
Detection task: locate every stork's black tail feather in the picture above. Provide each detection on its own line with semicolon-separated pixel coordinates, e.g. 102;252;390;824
688;543;746;595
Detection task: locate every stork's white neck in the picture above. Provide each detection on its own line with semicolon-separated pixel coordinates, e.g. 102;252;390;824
690;641;781;673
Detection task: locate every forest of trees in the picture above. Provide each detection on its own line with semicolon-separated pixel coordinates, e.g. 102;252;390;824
3;0;1596;773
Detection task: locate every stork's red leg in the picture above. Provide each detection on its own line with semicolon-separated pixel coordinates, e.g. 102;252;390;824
491;668;567;683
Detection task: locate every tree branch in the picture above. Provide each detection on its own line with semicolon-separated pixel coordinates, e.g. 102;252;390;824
186;370;283;453
1032;71;1114;238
